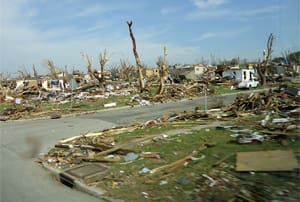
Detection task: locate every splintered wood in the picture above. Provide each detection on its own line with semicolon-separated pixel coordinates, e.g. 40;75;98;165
142;83;209;103
223;90;298;113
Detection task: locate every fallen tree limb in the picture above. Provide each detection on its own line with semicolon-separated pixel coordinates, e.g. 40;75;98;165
146;144;213;177
96;134;162;156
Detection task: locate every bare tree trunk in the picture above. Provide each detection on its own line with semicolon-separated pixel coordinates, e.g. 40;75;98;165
120;59;136;81
83;54;94;78
47;59;58;79
32;64;41;88
157;46;167;94
126;21;145;92
33;64;38;80
82;53;101;86
256;59;266;85
120;59;127;80
99;49;108;90
263;33;274;77
256;33;274;86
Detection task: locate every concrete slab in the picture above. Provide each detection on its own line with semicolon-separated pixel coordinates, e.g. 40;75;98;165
65;164;107;179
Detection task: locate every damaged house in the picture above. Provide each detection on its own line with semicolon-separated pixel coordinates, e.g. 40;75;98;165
169;64;217;83
144;68;159;78
15;79;39;90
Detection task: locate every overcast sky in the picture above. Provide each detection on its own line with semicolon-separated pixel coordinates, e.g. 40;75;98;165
1;0;299;75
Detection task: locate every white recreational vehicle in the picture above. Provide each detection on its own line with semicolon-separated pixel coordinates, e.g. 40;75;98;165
222;69;259;89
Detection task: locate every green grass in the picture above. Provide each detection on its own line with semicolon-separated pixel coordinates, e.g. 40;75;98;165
0;103;15;112
0;95;133;117
113;123;196;144
211;84;270;95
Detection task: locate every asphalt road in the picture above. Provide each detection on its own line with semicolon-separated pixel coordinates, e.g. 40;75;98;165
0;92;249;202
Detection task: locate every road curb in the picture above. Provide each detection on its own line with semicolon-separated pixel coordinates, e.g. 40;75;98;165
42;163;123;202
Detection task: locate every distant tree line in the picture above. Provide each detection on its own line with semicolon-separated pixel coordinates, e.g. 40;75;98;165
272;51;300;65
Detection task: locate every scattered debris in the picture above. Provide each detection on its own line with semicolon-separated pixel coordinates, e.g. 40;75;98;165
50;113;62;119
202;174;217;187
235;132;264;144
140;152;160;159
139;167;151;175
144;119;158;127
159;180;168;185
124;152;139;162
178;178;190;186
142;192;150;199
104;102;117;108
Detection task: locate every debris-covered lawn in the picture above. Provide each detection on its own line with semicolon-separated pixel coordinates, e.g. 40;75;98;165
40;89;300;201
99;125;299;202
0;81;271;121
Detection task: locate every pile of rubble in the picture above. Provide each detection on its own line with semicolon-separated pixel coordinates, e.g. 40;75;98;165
223;88;299;115
141;83;211;103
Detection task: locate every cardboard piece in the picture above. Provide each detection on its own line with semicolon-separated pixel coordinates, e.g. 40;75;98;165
236;150;298;171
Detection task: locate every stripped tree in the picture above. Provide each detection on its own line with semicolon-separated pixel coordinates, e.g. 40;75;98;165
157;46;168;94
82;53;99;84
263;33;274;77
98;49;108;89
256;58;264;85
126;21;145;92
47;59;59;79
110;65;120;79
32;64;42;88
82;52;108;90
120;59;136;81
255;33;274;85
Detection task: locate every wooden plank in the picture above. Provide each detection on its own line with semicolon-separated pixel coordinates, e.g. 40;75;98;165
236;150;298;171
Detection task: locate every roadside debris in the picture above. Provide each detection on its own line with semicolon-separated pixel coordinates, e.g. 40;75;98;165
124;152;139;162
